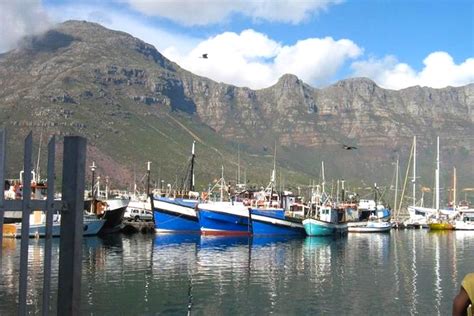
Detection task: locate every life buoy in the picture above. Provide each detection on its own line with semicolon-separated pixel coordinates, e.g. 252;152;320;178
201;191;209;200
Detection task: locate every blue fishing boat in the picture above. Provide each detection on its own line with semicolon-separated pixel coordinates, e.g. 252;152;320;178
152;141;201;233
152;196;200;232
250;208;305;235
303;206;348;236
198;202;252;235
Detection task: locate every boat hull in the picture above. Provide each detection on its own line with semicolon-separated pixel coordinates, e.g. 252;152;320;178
198;203;251;235
3;218;105;238
84;198;129;234
250;208;305;235
428;222;454;230
152;198;200;233
454;221;474;230
303;218;348;236
348;222;392;233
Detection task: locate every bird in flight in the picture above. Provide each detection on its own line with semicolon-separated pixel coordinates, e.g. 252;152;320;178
200;53;208;59
342;144;357;150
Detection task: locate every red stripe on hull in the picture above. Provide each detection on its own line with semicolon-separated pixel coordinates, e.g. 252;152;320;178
201;230;251;236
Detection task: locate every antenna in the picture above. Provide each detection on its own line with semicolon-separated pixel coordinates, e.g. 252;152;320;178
412;136;416;207
435;136;440;210
237;144;240;185
36;131;43;182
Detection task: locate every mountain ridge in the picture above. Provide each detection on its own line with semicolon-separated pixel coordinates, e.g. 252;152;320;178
0;20;472;203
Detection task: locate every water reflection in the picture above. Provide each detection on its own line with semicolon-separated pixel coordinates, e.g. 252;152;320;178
1;231;474;315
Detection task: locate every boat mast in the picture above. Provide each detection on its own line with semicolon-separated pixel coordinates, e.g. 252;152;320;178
146;161;151;196
220;165;224;202
270;143;276;201
321;161;326;194
394;158;399;213
435;136;440;210
453;166;457;210
189;141;196;192
237;143;241;186
412;136;416;207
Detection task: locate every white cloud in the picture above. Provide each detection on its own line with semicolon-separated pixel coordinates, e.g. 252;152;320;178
126;0;343;26
45;4;201;56
352;52;474;89
0;0;51;52
166;30;362;89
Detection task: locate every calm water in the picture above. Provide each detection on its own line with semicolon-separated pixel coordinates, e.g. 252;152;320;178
1;230;474;315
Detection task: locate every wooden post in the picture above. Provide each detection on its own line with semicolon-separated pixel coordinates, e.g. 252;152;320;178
19;132;33;316
0;129;5;263
57;136;86;316
42;136;55;316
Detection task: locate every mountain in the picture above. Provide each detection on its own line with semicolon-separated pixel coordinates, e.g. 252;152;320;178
0;21;472;204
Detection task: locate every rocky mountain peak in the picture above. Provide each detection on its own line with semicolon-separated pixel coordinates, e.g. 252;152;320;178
0;20;472;188
274;73;302;90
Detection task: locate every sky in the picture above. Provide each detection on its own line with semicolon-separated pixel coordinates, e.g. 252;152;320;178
1;0;473;90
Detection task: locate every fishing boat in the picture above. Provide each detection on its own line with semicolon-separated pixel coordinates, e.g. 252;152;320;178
250;207;305;235
152;196;200;232
454;209;474;230
348;218;392;233
3;211;105;238
303;206;348;236
85;197;129;234
198;201;252;235
247;156;305;236
152;141;201;233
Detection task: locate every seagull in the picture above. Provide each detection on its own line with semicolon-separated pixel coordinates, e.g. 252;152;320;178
342;144;357;150
200;53;208;59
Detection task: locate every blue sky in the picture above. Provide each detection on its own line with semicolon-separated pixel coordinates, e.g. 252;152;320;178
2;0;473;89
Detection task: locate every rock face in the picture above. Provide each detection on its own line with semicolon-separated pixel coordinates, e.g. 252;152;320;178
0;20;472;194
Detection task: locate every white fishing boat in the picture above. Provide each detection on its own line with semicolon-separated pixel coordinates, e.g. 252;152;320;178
3;210;105;238
454;209;474;230
348;220;392;233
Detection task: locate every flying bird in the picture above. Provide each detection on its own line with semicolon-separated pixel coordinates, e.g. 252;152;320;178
342;144;357;150
200;53;208;59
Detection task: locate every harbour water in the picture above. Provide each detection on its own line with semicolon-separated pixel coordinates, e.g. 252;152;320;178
1;230;473;315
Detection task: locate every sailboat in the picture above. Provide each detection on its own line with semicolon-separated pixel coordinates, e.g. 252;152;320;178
453;168;474;230
408;137;454;230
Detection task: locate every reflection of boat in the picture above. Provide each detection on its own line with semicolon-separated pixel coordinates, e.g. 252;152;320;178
250;208;305;235
303;207;348;236
199;235;251;249
3;211;105;238
198;202;252;235
152;197;200;232
252;235;303;247
303;236;334;248
153;233;201;246
348;220;392;233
